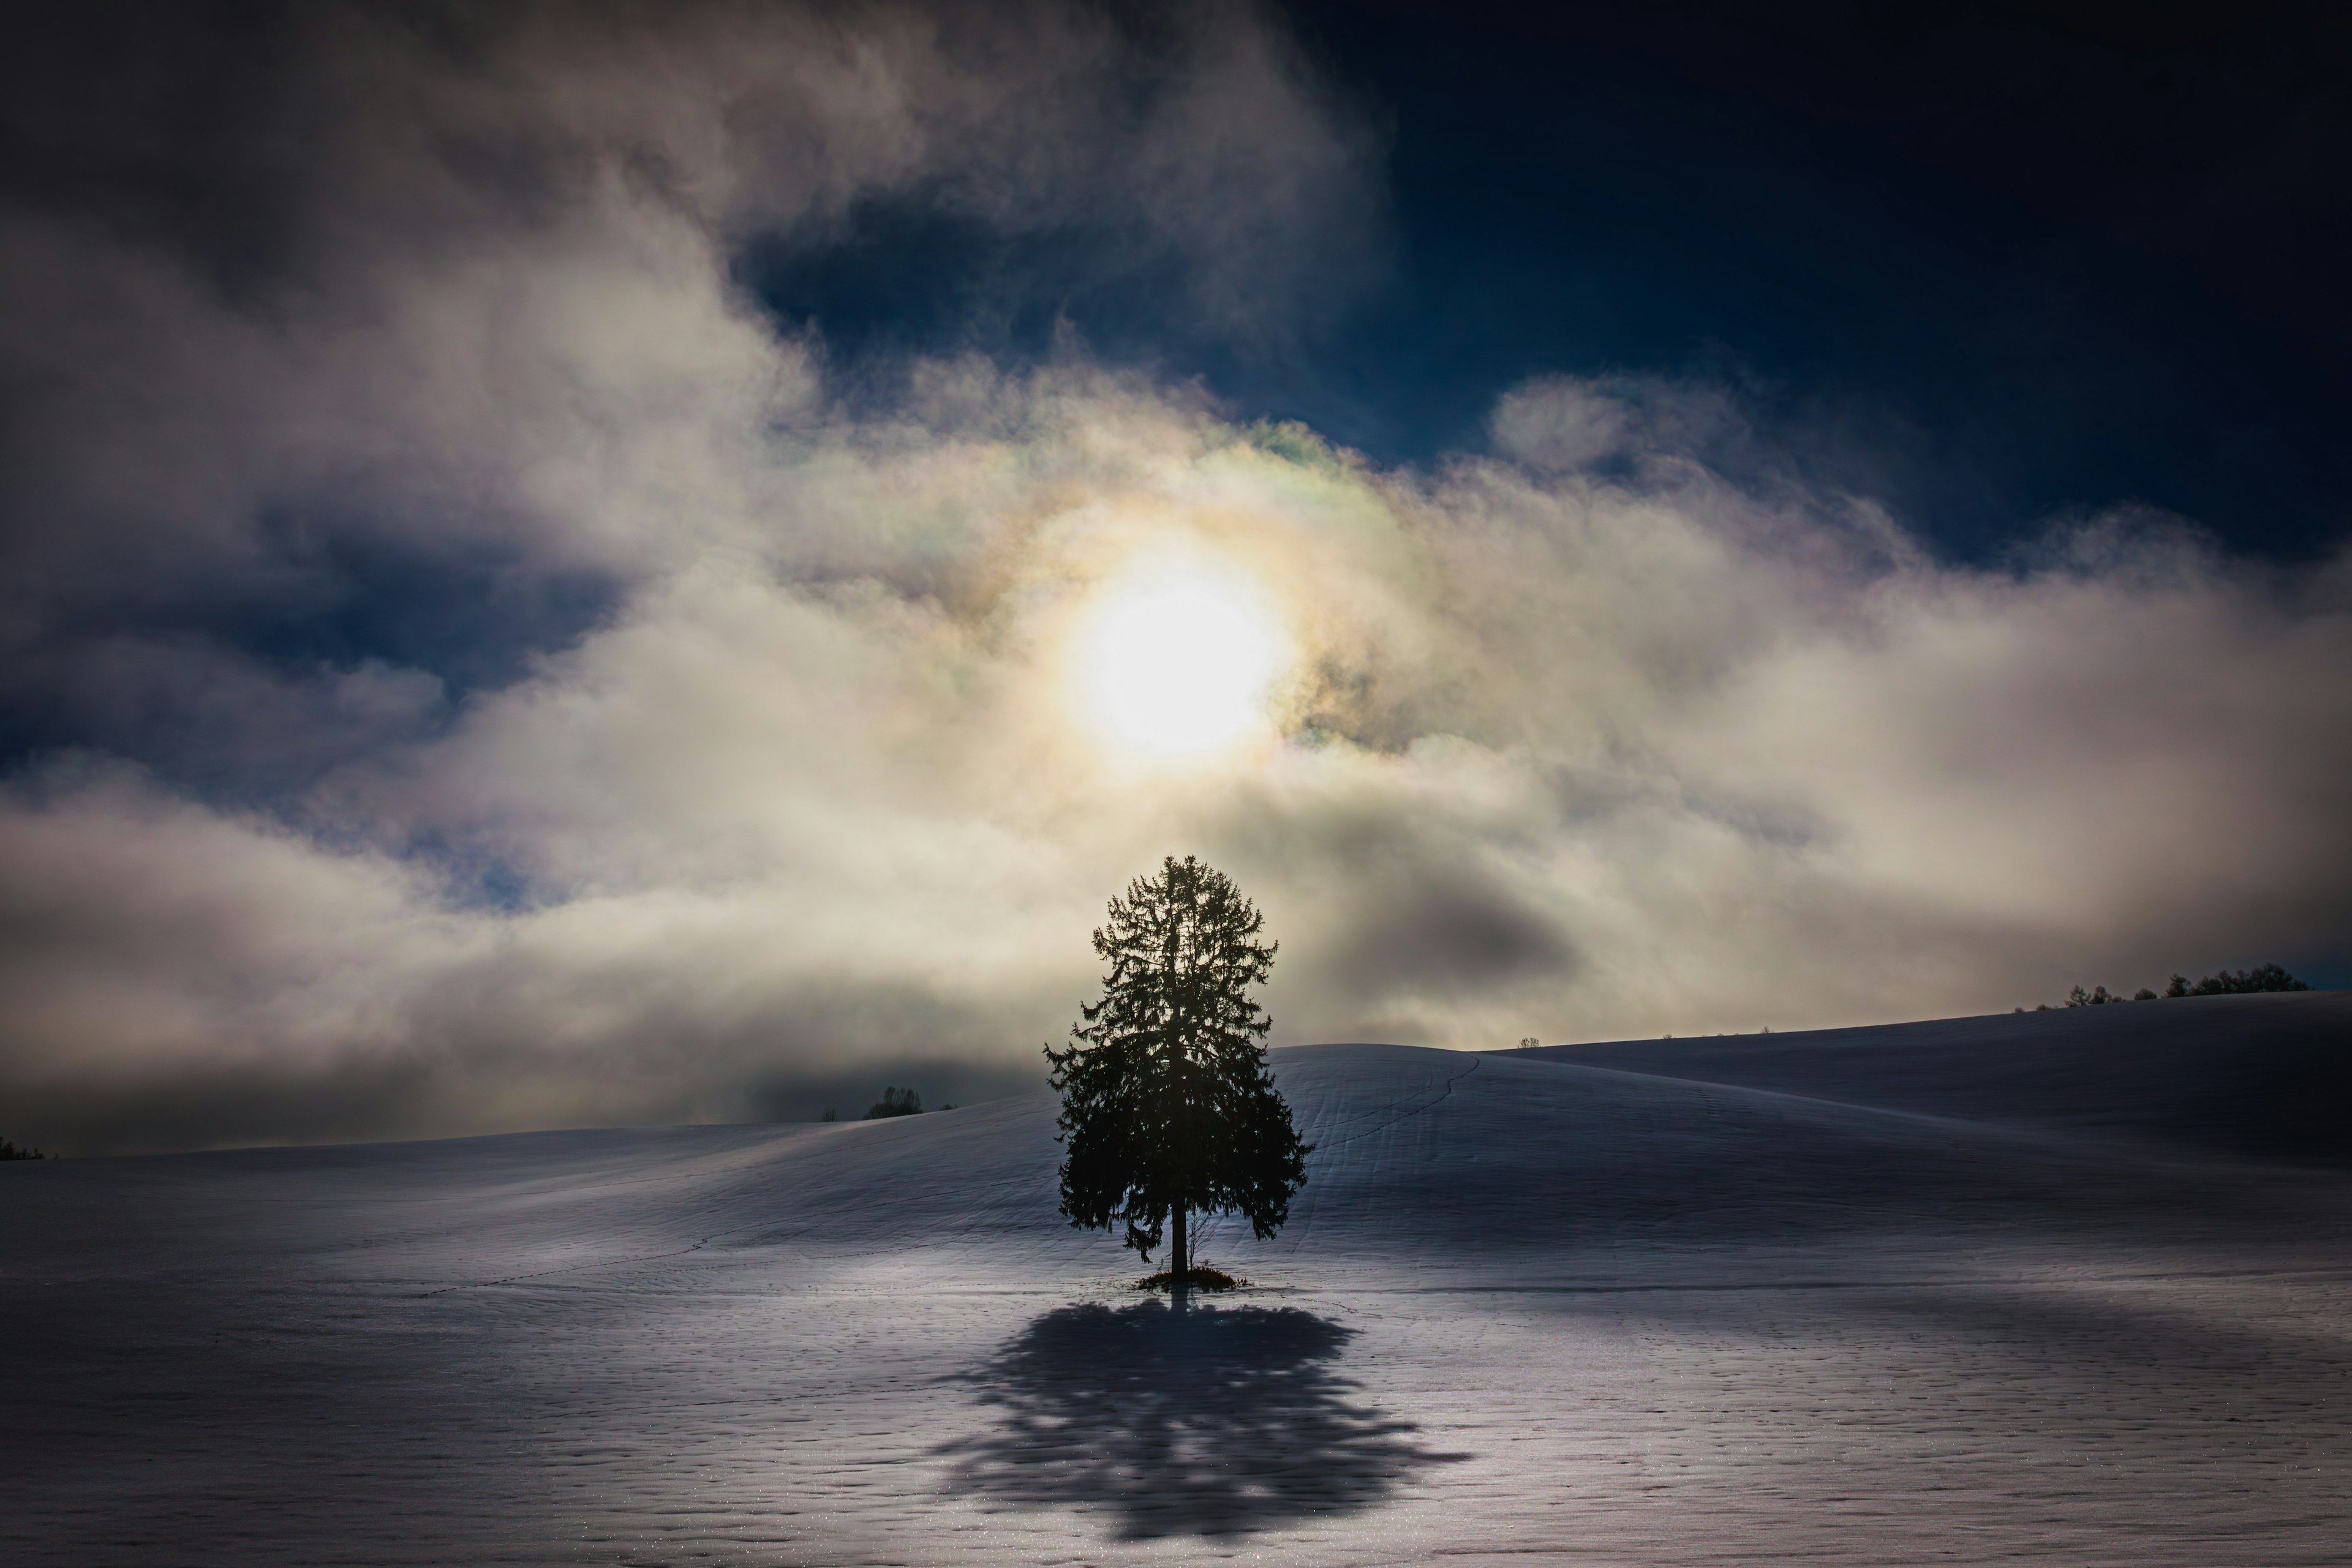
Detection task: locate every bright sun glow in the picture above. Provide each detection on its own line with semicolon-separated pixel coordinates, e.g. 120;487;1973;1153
1077;561;1286;760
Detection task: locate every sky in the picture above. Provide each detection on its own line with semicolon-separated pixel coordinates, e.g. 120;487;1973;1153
1;0;2346;1154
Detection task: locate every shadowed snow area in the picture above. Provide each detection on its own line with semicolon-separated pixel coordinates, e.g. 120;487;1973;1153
5;995;2351;1564
1533;991;2352;1166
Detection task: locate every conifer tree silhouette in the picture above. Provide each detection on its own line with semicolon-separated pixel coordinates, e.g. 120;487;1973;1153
1047;856;1309;1283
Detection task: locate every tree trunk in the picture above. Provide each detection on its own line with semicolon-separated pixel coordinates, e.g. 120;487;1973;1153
1171;1205;1188;1283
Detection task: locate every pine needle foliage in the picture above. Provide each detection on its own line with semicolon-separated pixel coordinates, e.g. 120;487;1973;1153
1047;856;1310;1267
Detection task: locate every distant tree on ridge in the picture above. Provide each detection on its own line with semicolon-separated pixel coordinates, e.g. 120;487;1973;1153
2165;965;2312;997
864;1087;923;1119
2042;963;2313;1011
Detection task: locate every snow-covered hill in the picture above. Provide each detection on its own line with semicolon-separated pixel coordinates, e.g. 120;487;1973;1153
5;996;2350;1564
1534;990;2352;1164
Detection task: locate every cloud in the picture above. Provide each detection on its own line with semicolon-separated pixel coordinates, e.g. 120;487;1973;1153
1488;373;1750;477
1;9;2347;1153
0;0;1385;636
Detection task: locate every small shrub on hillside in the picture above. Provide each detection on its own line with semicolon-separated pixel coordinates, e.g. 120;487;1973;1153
864;1086;923;1119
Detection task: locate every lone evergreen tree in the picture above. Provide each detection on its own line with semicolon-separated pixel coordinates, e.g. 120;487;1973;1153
1047;855;1310;1284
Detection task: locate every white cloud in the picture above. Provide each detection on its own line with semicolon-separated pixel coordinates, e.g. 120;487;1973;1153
1;5;2345;1152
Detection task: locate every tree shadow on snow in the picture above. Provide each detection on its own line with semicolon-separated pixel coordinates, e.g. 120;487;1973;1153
936;1299;1468;1539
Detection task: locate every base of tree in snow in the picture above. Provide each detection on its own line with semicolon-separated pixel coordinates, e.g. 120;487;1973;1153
1133;1265;1246;1292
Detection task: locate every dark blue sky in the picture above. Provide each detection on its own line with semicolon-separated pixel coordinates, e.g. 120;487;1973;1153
753;0;2351;562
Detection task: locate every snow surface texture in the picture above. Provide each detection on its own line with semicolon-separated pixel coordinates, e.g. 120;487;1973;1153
5;993;2350;1566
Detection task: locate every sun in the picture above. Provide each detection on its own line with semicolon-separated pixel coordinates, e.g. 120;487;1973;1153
1075;559;1286;761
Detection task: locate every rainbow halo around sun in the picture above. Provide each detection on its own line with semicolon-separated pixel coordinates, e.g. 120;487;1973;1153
1075;556;1287;762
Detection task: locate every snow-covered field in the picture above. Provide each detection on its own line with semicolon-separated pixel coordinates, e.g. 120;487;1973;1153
7;993;2350;1566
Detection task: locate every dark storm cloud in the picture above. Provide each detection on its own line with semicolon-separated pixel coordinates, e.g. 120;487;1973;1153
0;2;2346;1155
1324;876;1574;997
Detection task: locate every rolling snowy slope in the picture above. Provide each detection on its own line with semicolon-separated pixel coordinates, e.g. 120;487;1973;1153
1532;990;2352;1163
5;1000;2350;1565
